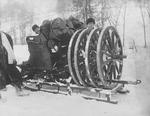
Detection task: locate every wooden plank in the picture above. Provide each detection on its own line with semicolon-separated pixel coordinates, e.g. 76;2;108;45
82;95;118;104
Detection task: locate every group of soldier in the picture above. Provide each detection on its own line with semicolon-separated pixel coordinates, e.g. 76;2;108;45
0;17;96;101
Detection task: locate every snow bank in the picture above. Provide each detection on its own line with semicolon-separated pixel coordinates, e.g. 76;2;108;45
14;45;29;64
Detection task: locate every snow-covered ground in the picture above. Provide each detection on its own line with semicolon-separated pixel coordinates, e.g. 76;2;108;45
0;0;150;115
14;45;29;64
1;1;150;114
0;45;150;116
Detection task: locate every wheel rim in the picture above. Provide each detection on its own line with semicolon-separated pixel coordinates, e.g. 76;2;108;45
97;26;123;89
85;28;102;87
74;29;93;86
68;29;83;85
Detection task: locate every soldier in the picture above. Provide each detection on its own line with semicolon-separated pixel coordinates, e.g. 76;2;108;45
32;23;57;52
32;24;41;35
86;17;96;30
0;32;29;101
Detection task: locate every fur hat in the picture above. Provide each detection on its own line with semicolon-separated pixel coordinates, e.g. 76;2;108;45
86;18;95;25
32;24;39;31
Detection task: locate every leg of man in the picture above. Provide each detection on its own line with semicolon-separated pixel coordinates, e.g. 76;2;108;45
7;64;29;96
0;69;7;102
7;64;23;89
0;70;6;90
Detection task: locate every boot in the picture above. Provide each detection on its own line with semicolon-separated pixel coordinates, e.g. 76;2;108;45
0;93;7;103
15;86;29;97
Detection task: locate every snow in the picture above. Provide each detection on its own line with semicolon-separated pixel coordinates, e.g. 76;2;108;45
14;45;29;64
1;1;150;115
0;45;149;116
117;1;150;47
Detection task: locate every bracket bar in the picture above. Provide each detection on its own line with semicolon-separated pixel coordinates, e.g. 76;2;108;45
106;79;141;85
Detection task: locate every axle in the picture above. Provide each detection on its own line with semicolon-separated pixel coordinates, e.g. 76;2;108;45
106;79;141;85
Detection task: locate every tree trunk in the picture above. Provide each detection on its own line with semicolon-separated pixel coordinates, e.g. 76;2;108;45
123;3;127;47
146;8;150;18
0;21;1;30
84;0;88;22
140;5;147;48
101;0;106;27
115;6;122;28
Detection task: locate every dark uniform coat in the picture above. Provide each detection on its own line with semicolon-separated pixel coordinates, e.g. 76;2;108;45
26;34;52;70
0;32;23;89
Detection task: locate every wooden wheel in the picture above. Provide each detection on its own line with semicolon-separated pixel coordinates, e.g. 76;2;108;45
68;29;83;85
97;26;123;89
85;28;102;87
74;29;93;86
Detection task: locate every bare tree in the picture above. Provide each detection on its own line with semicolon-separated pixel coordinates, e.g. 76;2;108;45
1;1;34;44
139;4;147;48
122;2;127;47
114;7;122;28
93;0;111;28
72;0;84;20
72;0;94;22
0;1;2;29
107;0;123;28
84;0;88;22
147;8;150;18
100;0;106;27
83;0;93;22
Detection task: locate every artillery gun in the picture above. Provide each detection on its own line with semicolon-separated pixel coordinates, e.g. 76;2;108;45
19;18;141;104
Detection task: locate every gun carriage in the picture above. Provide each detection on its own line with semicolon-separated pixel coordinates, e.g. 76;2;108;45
18;18;141;104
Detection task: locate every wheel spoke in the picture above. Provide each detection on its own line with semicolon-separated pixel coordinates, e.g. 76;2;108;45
103;40;112;54
106;38;112;49
114;59;123;64
119;64;123;75
112;63;116;79
106;31;112;49
101;50;112;57
105;62;112;75
114;40;122;55
102;59;112;67
103;65;107;76
109;66;113;82
106;63;113;81
111;31;115;49
114;61;119;74
114;37;118;50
